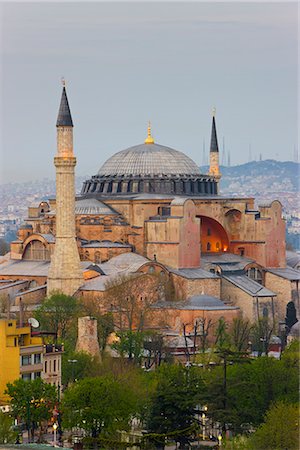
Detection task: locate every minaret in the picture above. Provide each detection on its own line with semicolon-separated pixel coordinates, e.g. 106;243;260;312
47;82;83;296
208;109;221;190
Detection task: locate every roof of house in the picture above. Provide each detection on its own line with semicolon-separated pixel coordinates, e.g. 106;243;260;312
166;267;219;279
267;267;300;281
152;294;238;311
286;251;300;269
223;274;276;297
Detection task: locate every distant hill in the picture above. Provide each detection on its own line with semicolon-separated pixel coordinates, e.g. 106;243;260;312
202;160;299;194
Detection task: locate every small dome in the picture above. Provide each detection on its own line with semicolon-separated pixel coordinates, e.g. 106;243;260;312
98;143;200;177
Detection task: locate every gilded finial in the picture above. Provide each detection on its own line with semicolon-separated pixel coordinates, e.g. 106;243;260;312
61;77;66;87
212;107;216;117
144;121;154;144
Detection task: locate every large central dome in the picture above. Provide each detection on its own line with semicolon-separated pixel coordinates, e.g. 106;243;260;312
81;133;218;197
98;143;201;177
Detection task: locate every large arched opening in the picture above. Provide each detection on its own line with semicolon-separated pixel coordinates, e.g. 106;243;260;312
23;239;50;260
198;216;229;253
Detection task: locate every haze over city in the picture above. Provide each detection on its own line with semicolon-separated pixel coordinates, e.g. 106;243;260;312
0;1;298;183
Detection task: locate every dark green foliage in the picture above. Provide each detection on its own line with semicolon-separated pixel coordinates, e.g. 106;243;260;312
34;293;80;341
146;364;203;447
285;301;298;330
61;349;101;386
112;330;147;362
5;378;57;442
204;354;299;432
0;411;17;444
62;376;138;438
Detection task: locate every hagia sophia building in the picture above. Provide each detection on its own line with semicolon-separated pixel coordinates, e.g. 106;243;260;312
0;85;299;336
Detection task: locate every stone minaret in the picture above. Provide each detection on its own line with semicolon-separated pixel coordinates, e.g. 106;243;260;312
208;109;221;191
47;84;83;296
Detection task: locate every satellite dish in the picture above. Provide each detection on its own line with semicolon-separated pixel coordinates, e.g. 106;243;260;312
28;317;40;328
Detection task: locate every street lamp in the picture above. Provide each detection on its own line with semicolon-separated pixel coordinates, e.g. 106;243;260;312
68;359;78;382
53;422;58;447
218;432;222;447
202;413;206;440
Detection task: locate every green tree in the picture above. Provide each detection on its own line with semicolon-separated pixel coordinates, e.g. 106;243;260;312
0;411;17;444
34;293;80;341
230;317;252;352
5;378;57;443
146;365;203;449
281;339;299;369
62;376;138;439
250;317;273;356
61;350;101;386
205;355;299;432
250;401;299;450
112;330;146;363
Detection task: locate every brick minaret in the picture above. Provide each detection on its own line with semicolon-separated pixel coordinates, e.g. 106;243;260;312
208;109;221;192
47;84;83;296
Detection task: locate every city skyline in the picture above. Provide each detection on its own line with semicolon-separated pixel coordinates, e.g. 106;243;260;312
0;2;298;183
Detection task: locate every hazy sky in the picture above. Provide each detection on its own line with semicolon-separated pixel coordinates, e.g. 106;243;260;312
0;2;298;183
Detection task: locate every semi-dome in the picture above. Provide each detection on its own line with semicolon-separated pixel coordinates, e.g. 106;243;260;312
98;143;201;177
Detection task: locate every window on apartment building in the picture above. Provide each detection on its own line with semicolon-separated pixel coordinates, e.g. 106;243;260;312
44;361;47;373
34;354;41;364
8;323;13;327
21;355;31;366
53;360;56;372
22;373;31;381
33;372;41;379
14;338;18;347
57;359;60;371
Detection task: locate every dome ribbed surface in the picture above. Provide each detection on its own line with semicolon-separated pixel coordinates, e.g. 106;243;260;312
98;143;200;177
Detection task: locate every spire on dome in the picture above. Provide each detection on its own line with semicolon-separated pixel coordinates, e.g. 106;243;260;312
56;80;73;127
210;109;219;153
144;121;154;144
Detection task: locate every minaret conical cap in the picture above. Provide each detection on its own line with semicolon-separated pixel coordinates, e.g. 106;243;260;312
56;86;73;127
210;114;219;153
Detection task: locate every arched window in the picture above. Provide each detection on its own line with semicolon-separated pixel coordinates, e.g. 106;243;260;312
148;266;155;274
23;240;50;260
207;228;211;236
84;251;90;261
216;242;220;250
207;242;211;251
